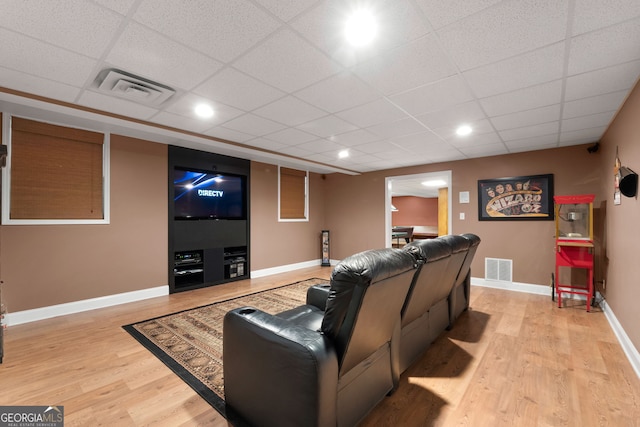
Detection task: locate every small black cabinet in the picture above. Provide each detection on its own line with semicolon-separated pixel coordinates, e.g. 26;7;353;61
224;246;247;279
172;246;248;292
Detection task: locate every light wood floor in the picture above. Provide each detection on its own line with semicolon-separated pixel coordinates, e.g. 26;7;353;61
1;266;639;426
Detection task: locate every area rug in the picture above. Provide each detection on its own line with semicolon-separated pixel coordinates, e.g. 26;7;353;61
122;278;327;419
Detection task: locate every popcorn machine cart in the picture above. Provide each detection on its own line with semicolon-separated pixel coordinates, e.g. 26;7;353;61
554;194;595;311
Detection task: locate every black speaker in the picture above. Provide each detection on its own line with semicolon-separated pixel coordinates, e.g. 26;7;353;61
619;166;638;198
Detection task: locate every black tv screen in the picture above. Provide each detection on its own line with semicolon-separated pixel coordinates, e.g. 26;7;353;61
174;168;247;220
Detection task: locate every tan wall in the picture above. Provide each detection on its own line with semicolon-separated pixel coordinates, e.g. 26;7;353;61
599;79;640;352
391;196;438;227
249;162;327;270
325;144;601;287
1;134;168;312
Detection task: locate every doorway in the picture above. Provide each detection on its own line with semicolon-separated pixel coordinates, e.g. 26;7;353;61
385;171;452;248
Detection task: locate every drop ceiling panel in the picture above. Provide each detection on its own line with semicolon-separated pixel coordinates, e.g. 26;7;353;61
293;71;380;114
564;61;640;101
335;98;407;128
390;75;475;117
253;96;326;127
490;104;561;131
106;22;223;91
480;80;563;117
133;0;280;63
297;115;358;138
562;91;628;119
571;0;640;35
233;28;342;93
193;68;285;112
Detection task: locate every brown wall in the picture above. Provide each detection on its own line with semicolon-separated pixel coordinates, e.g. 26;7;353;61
324;144;601;286
391;196;438;227
249;162;327;270
1;135;168;312
599;79;640;352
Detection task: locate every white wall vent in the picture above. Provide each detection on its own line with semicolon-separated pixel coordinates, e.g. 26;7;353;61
93;69;175;106
485;258;513;282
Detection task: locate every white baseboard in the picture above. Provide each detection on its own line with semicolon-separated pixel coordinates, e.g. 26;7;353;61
4;285;168;326
250;258;338;278
599;298;640;379
471;277;552;295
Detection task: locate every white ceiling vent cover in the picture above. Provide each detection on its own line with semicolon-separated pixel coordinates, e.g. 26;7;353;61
95;69;175;106
485;258;513;282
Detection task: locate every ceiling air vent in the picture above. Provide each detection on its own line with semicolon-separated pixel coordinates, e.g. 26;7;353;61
94;68;175;106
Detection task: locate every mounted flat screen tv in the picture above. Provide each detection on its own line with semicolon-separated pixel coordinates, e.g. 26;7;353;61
174;167;247;220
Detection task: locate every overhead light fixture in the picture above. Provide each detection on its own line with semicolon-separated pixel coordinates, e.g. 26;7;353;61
422;179;447;187
456;124;472;136
338;149;350;159
345;9;377;47
194;103;214;119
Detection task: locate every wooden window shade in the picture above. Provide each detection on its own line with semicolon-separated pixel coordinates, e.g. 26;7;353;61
280;167;307;220
10;117;104;220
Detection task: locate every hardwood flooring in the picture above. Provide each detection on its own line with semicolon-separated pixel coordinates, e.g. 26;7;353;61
1;266;638;426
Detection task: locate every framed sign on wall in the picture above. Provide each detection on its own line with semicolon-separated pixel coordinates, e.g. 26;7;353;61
477;174;554;221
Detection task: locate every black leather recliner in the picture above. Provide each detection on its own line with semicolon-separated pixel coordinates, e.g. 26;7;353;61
223;248;419;427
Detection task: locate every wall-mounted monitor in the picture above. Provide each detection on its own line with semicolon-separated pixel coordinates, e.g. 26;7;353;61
173;167;247;220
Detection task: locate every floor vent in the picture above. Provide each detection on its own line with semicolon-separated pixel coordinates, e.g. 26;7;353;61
485;258;513;282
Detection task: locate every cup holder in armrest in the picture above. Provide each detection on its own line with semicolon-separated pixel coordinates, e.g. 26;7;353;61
238;308;256;315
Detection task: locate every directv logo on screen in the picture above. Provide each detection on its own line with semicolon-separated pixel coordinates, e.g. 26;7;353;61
174;168;246;220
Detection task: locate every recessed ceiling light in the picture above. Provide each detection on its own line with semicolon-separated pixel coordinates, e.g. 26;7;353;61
422;179;447;187
456;124;472;136
345;9;377;47
338;149;350;159
194;103;214;119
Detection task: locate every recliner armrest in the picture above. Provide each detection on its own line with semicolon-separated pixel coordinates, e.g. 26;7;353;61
306;283;331;310
223;307;338;427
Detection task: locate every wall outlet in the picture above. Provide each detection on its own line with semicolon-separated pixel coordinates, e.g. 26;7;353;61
459;212;465;220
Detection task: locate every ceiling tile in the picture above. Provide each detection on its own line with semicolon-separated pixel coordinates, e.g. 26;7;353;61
93;0;137;15
437;0;568;70
389;131;443;150
352;139;401;154
490;104;561;131
296;138;345;154
194;67;285;112
292;0;431;68
463;42;566;98
134;0;280;62
164;93;244;126
351;34;457;95
0;0;123;58
432;118;495;140
233;28;342;93
480;80;563;117
459;142;509;157
415;100;486;129
564;60;640;101
77;90;159;120
149;110;216;133
562;90;628;119
297;115;358;138
0;29;97;87
204;126;255;143
264;128;318;145
504;134;559;151
568;17;640;76
561;111;615;133
253;96;326;126
293;71;380;113
367;117;426;139
221;113;287;136
559;126;606;144
447;131;502;148
106;22;223;91
499;121;560;141
0;67;81;103
335;98;407;128
332;129;382;146
572;0;640;35
245;138;287;151
415;0;502;29
254;0;318;22
390;74;474;116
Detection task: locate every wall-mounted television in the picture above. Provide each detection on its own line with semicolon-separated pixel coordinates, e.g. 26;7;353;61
173;167;247;220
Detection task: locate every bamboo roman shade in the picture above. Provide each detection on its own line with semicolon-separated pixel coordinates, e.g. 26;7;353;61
10;117;104;220
279;167;307;220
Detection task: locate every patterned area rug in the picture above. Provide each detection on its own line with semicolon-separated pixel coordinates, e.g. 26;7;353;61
123;278;327;419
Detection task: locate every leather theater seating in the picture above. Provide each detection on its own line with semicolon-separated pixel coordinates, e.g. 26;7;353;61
223;234;480;427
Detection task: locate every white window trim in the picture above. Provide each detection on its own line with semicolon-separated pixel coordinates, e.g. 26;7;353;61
277;165;309;222
1;113;111;225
